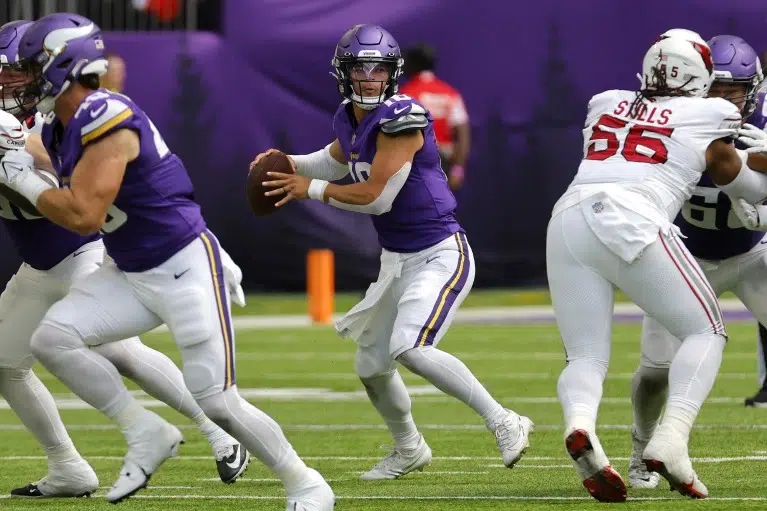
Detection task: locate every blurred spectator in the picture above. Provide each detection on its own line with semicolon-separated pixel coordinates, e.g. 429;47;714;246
401;43;470;191
101;53;126;93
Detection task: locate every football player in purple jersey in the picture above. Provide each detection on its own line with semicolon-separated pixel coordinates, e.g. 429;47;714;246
255;24;533;480
0;19;251;498
0;14;333;508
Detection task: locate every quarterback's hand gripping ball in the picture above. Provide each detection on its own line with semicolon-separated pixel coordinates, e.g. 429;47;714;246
247;150;295;216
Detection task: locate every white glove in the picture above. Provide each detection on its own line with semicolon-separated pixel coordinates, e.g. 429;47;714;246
736;123;767;153
0;110;26;157
219;247;246;307
0;149;51;206
731;198;767;230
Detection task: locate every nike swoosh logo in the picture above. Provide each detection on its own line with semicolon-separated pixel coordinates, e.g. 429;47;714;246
72;250;87;257
174;268;190;279
426;256;439;264
90;103;108;118
393;106;410;115
226;446;241;470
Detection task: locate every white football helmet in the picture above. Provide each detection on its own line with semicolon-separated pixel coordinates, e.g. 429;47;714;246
0;109;26;155
641;29;714;97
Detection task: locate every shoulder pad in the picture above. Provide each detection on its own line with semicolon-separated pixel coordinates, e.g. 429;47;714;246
378;99;429;134
585;90;625;126
75;94;134;146
702;97;741;132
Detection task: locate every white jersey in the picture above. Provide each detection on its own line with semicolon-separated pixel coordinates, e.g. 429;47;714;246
555;90;740;220
551;90;740;264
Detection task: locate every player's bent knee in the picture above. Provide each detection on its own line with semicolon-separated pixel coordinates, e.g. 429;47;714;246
183;361;224;400
354;345;396;380
29;322;82;361
0;368;32;394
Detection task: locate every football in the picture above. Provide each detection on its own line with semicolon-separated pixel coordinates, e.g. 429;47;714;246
246;151;295;217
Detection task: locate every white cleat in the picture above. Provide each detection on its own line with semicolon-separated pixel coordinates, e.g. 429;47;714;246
642;426;708;499
565;428;627;503
360;435;432;480
105;414;184;504
493;411;534;468
628;427;660;489
285;468;335;511
10;459;99;498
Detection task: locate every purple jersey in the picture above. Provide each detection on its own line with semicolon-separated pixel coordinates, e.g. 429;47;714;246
677;89;767;260
333;94;462;252
41;90;206;272
1;112;99;270
0;198;99;270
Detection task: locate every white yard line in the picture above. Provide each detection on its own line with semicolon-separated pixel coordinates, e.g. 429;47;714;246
2;455;766;463
1;494;766;501
1;423;766;431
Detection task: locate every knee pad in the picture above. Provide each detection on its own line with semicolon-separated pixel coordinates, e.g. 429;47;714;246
355;344;396;380
29;323;83;362
182;340;225;399
0;368;32;395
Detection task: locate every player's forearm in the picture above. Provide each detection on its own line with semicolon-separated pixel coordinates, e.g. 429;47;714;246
37;188;105;235
308;162;411;215
322;182;379;206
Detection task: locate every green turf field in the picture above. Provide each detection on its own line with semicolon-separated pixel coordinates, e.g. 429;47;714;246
1;320;766;510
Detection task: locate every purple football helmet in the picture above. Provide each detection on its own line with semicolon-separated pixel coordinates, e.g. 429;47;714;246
15;13;107;115
332;24;404;110
750;86;767;130
0;20;34;118
708;35;764;118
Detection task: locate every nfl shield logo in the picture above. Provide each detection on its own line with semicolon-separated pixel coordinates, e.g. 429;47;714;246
592;201;604;213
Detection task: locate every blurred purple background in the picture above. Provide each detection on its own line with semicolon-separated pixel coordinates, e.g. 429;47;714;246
2;0;766;290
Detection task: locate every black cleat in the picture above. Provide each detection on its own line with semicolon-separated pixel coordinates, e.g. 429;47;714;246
10;483;92;499
216;444;250;484
745;389;767;407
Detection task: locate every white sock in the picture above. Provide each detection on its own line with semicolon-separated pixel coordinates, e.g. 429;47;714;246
360;370;421;451
112;399;149;432
557;358;609;433
661;333;725;441
0;368;82;465
193;411;231;445
397;347;508;430
630;365;669;441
